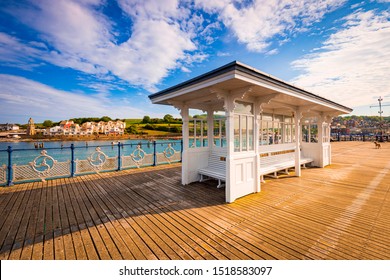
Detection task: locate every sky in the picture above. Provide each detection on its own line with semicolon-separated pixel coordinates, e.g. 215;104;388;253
0;0;390;124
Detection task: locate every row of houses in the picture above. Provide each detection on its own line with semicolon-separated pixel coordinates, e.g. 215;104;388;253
43;120;126;136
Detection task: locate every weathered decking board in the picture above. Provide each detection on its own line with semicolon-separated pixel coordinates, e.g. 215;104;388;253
0;142;389;260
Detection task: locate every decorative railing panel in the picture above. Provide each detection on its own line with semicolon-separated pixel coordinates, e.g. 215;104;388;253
75;147;118;174
122;144;154;168
13;160;71;182
13;150;71;182
0;140;182;186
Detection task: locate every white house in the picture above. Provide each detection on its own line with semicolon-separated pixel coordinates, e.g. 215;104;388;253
0;123;19;131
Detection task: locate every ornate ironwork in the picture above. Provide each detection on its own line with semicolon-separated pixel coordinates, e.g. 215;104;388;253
131;145;146;167
29;150;56;177
87;147;107;170
163;144;175;159
12;150;71;182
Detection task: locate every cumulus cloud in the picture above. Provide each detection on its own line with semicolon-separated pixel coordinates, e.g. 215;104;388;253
0;74;151;122
291;10;390;108
1;0;205;90
195;0;347;52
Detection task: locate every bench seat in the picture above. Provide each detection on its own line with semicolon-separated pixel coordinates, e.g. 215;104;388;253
259;151;313;181
198;153;226;188
199;150;313;187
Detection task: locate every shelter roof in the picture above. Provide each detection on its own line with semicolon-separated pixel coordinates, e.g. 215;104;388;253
149;61;352;115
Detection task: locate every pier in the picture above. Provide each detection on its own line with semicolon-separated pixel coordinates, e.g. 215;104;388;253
0;142;389;260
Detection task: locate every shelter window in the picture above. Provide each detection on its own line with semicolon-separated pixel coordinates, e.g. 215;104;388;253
322;124;330;143
234;101;254;152
213;118;226;147
189;118;208;148
260;113;295;145
302;118;318;143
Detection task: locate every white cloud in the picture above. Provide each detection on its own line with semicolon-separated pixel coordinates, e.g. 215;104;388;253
291;10;390;109
1;0;205;91
0;74;152;122
195;0;347;52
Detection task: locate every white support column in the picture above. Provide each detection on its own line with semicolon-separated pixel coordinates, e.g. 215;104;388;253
180;105;190;185
255;101;261;192
225;97;235;203
318;115;324;146
294;109;302;177
327;122;332;165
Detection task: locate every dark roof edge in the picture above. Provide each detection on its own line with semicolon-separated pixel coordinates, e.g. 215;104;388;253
149;61;353;113
148;61;238;99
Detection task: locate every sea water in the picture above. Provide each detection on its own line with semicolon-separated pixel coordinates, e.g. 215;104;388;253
0;139;182;166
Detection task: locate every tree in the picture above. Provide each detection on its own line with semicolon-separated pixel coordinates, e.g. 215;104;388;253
125;125;139;134
142;115;151;123
163;114;174;123
100;116;112;122
42;120;53;128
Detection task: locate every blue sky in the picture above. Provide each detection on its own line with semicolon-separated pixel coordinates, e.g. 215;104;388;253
1;0;390;124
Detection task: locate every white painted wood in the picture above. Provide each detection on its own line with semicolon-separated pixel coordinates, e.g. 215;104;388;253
294;110;302;177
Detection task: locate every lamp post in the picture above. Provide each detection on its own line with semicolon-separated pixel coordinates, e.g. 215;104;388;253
370;97;390;142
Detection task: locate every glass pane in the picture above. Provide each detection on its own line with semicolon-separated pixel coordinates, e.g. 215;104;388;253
261;113;273;121
241;115;247;151
310;124;318;143
274;114;283;122
195;120;201;147
189;120;195;148
274;122;281;144
302;125;309;142
268;123;274;145
234;115;240;152
234;101;253;115
261;120;269;145
248;116;254;150
202;120;208;147
221;120;226;147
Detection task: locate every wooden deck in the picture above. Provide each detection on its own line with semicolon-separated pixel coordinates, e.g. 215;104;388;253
0;142;389;260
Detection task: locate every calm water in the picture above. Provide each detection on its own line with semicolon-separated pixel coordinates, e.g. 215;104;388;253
0;139;182;166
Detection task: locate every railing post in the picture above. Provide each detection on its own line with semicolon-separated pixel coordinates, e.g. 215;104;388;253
7;146;13;186
153;141;157;166
70;144;75;177
117;142;122;171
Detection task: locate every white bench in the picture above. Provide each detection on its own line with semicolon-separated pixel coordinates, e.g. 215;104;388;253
199;150;313;187
198;153;226;188
259;150;313;182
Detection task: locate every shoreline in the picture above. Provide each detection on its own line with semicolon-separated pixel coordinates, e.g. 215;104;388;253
0;134;182;143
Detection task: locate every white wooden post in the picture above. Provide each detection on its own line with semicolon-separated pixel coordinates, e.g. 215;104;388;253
255;101;261;192
318;115;324;146
225;96;235;203
294;109;302;177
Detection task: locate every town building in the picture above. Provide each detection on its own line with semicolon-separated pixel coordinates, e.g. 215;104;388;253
0;123;19;131
26;118;36;136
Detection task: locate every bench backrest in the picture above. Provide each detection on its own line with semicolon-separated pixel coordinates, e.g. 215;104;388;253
260;150;295;167
208;152;227;172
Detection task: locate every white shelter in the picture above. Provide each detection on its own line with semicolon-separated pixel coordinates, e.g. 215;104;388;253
149;61;352;203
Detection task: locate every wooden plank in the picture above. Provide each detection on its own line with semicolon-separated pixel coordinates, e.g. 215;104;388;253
0;181;32;259
42;180;54;260
20;182;42;259
56;178;76;260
